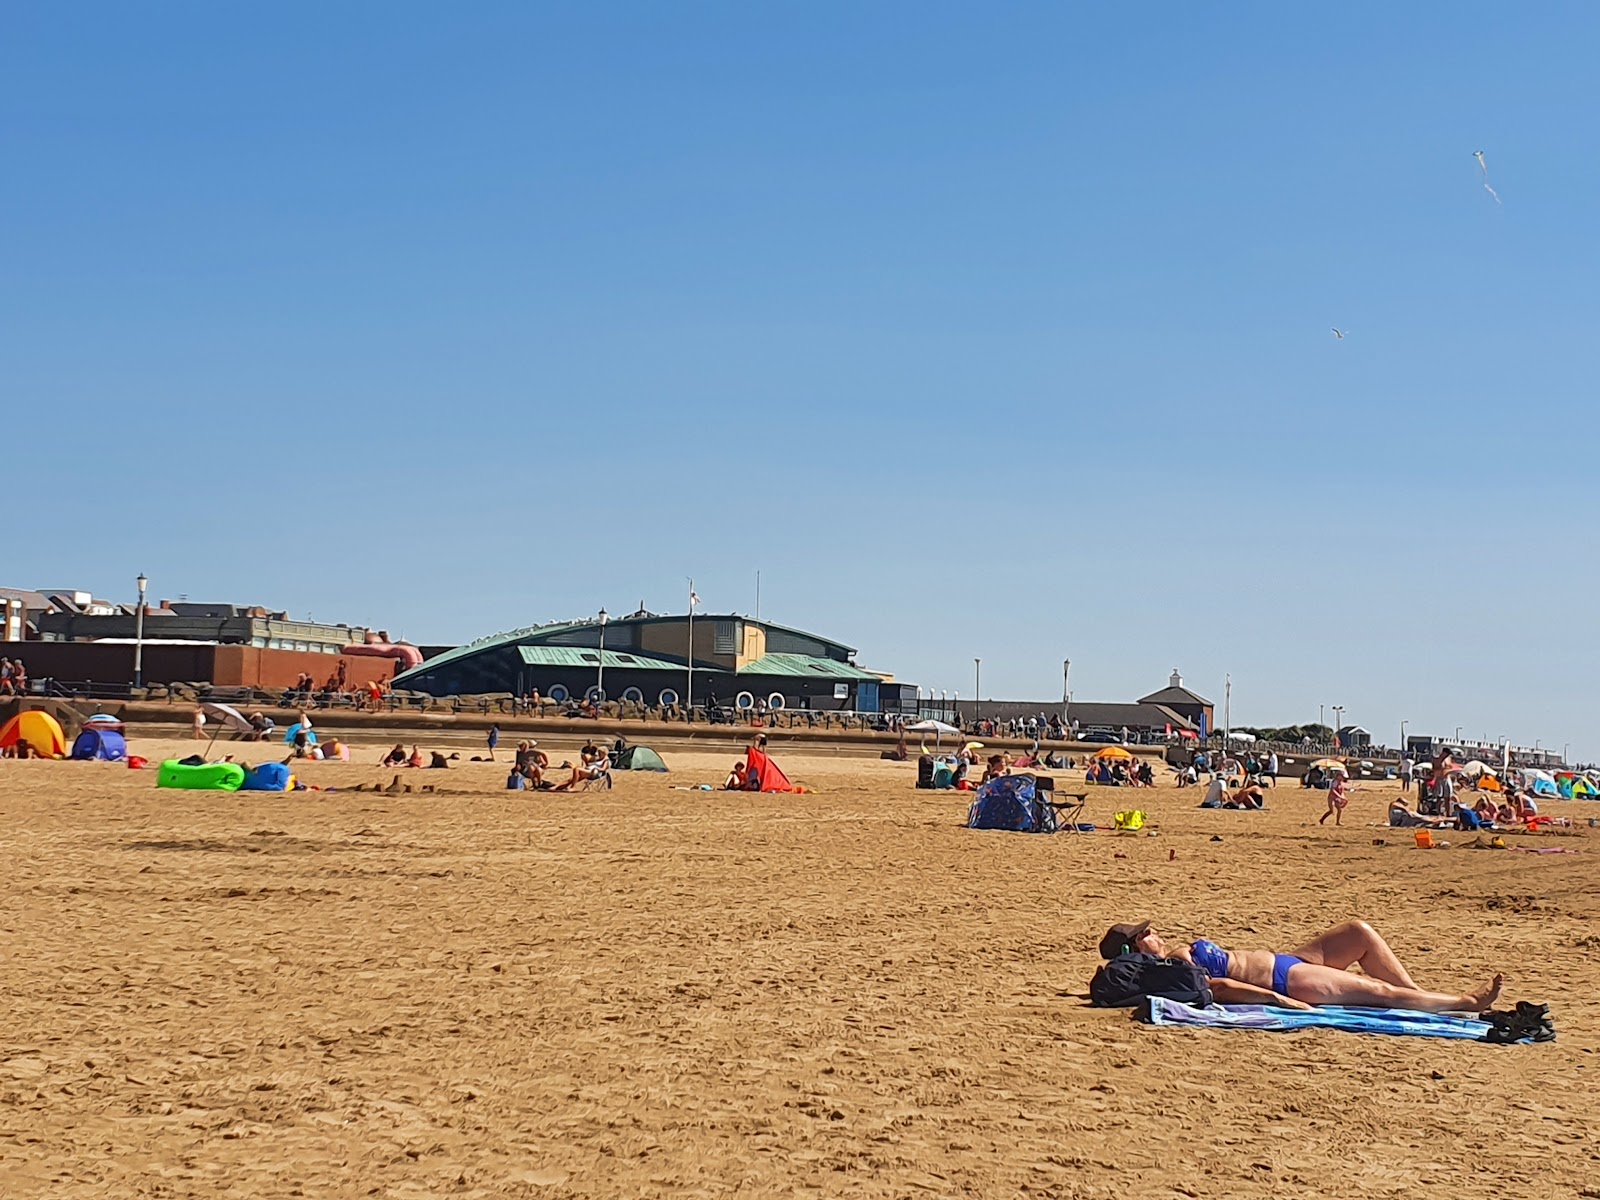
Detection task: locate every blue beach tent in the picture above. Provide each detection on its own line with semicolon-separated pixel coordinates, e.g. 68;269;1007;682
967;775;1060;833
70;728;128;761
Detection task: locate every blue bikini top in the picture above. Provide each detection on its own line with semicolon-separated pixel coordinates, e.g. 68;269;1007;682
1190;938;1230;978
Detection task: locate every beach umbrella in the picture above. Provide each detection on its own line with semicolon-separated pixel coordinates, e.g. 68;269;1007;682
1094;746;1134;759
82;714;125;730
906;718;959;750
1310;758;1348;773
201;702;251;735
201;701;252;752
1462;760;1496;778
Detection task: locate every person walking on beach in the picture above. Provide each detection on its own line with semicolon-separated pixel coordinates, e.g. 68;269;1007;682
1399;754;1415;793
1319;775;1351;825
486;723;500;761
192;706;206;739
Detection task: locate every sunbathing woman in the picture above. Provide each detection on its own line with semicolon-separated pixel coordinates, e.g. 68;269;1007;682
553;744;610;791
1099;919;1503;1013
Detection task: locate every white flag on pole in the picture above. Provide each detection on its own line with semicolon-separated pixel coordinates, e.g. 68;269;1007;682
689;590;700;609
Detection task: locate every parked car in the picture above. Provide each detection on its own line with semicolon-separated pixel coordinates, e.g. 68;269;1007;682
1078;729;1122;744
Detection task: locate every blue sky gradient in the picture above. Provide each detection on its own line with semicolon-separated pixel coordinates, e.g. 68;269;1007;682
5;4;1596;757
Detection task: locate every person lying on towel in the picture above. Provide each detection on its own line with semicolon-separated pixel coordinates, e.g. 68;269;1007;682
1099;920;1503;1013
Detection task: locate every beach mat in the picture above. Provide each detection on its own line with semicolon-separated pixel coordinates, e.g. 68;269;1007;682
1139;996;1491;1040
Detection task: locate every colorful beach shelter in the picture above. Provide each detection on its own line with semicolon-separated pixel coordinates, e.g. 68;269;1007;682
743;747;795;793
0;711;67;757
70;728;128;761
967;775;1058;833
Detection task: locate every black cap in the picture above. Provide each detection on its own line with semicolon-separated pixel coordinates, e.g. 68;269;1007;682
1099;920;1152;959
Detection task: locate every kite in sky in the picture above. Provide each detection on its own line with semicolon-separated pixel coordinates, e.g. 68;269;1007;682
1475;150;1502;205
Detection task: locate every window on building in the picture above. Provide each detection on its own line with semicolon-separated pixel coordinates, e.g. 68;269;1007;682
714;621;737;654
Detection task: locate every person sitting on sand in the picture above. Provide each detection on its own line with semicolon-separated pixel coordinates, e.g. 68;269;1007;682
381;743;407;767
407;745;424;769
429;751;453;769
1222;783;1266;809
980;754;1008;785
880;733;910;762
724;761;748;790
1099;919;1504;1013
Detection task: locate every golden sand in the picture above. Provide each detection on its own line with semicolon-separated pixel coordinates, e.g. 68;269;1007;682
1;737;1594;1198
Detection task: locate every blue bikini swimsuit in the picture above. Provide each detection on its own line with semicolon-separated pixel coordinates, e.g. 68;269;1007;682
1191;939;1303;995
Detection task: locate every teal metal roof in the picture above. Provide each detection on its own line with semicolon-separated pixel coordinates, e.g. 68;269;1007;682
394;620;590;682
737;653;880;680
516;645;682;671
393;612;865;686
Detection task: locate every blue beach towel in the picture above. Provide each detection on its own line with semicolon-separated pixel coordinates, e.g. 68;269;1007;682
1140;996;1494;1040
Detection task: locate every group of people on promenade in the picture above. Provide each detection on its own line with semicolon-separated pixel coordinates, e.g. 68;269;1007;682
0;657;28;697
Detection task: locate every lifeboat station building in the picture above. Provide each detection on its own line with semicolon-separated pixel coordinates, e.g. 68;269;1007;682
392;611;892;711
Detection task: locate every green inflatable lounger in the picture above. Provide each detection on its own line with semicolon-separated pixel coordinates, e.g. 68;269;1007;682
157;759;247;791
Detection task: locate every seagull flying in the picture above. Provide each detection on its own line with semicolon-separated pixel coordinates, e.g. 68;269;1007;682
1331;328;1345;340
1474;150;1502;205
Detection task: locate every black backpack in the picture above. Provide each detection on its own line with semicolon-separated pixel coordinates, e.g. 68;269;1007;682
1090;952;1213;1008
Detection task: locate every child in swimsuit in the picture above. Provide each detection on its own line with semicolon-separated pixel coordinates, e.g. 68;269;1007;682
1319;777;1350;825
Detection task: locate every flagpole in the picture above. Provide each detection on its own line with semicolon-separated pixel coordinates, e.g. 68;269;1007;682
686;578;694;714
1224;673;1231;745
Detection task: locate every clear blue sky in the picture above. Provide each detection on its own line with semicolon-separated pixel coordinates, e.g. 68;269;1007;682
6;4;1596;759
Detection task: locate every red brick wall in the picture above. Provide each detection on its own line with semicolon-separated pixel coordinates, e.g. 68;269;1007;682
213;646;397;689
1;643;397;689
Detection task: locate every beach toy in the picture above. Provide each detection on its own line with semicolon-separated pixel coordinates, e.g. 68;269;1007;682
127;755;148;770
1113;810;1146;832
1414;830;1434;849
156;760;246;791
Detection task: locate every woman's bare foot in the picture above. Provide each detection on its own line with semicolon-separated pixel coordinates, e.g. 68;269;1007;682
1466;974;1505;1012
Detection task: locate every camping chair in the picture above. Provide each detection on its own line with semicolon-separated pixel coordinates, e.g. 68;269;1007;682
578;761;613;791
1029;775;1089;833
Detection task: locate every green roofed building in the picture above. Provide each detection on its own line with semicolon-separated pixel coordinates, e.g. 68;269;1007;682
392;611;899;712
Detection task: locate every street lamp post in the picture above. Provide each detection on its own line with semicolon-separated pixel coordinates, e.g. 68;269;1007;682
1400;719;1408;753
1333;706;1344;748
1319;704;1324;732
973;658;981;721
133;573;148;689
1455;726;1463;743
595;608;608;701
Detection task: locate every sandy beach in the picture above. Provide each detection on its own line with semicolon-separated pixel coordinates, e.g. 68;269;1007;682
1;738;1595;1198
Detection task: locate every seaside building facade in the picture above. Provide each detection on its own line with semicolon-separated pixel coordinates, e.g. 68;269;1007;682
392;612;894;711
3;592;411;692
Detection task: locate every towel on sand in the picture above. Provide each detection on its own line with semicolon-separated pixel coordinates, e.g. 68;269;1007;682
1140;996;1490;1040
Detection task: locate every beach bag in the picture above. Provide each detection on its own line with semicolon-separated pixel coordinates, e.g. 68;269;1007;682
1090;952;1213;1008
1113;809;1146;831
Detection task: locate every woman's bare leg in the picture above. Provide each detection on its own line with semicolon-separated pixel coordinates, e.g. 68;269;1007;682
1292;921;1419;987
1286;962;1502;1012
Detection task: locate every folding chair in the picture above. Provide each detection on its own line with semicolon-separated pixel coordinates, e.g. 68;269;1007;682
1030;775;1089;832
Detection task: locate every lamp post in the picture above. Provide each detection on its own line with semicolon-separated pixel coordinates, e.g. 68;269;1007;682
595;608;608;701
133;573;148;689
1400;719;1408;753
1332;706;1344;749
1455;726;1463;743
973;658;981;719
1318;704;1324;734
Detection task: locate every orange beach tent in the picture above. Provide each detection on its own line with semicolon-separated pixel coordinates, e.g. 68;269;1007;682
743;747;796;793
0;711;67;757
